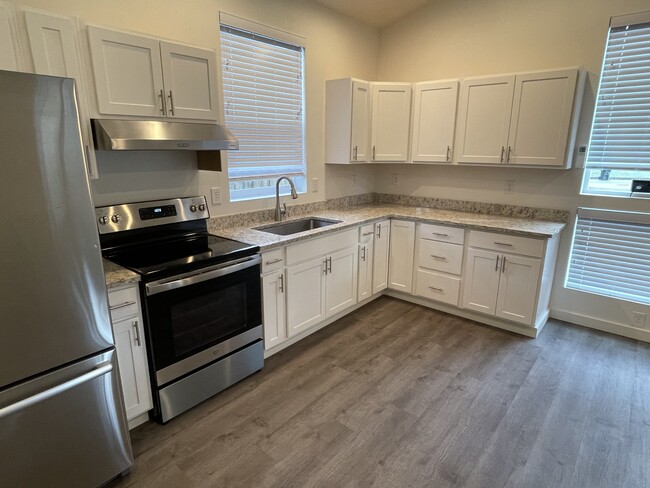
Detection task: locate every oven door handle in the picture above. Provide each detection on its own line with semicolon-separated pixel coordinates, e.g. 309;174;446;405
145;255;261;296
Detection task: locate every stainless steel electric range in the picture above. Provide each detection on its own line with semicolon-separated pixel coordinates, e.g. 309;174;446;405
97;196;263;423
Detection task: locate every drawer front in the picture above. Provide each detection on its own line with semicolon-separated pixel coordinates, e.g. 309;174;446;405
261;249;285;274
417;240;463;275
468;230;544;258
359;224;375;244
286;228;357;265
415;270;461;306
418;223;465;244
108;285;140;322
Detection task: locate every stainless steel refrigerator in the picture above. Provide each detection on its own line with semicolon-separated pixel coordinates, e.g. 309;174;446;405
0;70;133;486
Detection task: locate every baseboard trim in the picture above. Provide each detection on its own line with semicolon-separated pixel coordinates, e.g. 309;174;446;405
550;309;650;342
128;412;149;430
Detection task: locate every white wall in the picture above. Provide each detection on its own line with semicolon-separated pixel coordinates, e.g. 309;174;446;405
12;0;379;211
376;0;650;338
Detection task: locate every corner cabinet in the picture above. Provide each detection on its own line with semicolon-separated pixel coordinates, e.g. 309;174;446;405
87;26;219;120
388;220;415;293
108;283;152;428
411;80;459;163
371;82;412;162
325;78;371;164
455;68;582;168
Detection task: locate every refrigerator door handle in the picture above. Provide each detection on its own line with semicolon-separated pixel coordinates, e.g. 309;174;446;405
0;362;113;420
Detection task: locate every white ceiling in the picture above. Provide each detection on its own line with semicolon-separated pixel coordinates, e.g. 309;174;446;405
312;0;433;28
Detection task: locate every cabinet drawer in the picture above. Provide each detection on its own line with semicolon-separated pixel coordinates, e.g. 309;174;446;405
418;223;465;244
359;224;375;243
261;249;284;274
286;228;357;265
468;230;544;258
415;270;461;306
108;285;139;322
417;240;463;275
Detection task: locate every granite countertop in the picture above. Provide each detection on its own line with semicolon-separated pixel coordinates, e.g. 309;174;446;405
103;259;139;288
213;204;566;251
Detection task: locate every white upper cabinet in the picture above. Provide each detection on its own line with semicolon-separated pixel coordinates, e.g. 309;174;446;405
455;75;515;165
325;78;370;164
88;26;218;120
0;1;23;72
507;69;578;167
455;68;582;168
25;10;99;179
411;80;459;163
371;82;412;162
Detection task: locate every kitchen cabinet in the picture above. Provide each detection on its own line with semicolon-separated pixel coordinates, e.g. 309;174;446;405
88;26;219;120
108;283;152;427
286;256;326;337
461;231;544;326
411;80;459;163
371;82;412;162
262;270;286;350
414;223;465;306
388;220;415;293
24;10;98;179
0;1;23;72
325;78;371;163
455;68;581;168
325;247;358;316
358;224;375;301
372;220;390;294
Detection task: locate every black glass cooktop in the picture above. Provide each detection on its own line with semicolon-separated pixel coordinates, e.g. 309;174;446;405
104;233;258;278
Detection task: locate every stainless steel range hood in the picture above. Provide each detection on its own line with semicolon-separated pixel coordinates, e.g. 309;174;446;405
91;119;239;151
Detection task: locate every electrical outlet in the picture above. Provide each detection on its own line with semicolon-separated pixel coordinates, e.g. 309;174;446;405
505;180;515;194
392;174;399;185
210;187;221;205
312;178;319;193
632;311;647;328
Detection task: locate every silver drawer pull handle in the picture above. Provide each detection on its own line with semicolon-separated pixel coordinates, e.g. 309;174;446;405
428;286;444;292
362;231;374;236
432;232;449;237
109;301;136;311
265;258;283;265
430;255;447;260
494;242;514;247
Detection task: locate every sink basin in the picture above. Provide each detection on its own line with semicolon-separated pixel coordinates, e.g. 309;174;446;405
255;217;341;236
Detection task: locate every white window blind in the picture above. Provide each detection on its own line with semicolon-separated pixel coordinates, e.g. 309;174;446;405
583;13;650;196
220;24;306;201
566;208;650;305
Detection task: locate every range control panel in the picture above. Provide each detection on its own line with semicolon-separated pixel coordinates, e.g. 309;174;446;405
95;196;209;234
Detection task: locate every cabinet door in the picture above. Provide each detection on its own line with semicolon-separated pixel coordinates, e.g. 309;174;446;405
350;80;370;162
411;81;458;163
371;83;412;161
25;11;99;179
455;75;515;164
326;247;358;317
160;41;219;120
372;220;391;294
262;270;286;350
388;220;415;293
88;26;164;117
357;241;374;301
0;1;23;72
113;316;152;421
495;254;541;325
461;249;501;315
507;69;578;167
286;257;326;337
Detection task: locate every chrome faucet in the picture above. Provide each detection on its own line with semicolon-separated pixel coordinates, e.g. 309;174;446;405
274;176;299;221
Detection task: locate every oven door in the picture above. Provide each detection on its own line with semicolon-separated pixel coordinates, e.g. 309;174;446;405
143;255;261;386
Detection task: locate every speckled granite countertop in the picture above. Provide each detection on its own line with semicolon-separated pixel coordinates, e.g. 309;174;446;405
103;259;139;288
212;204;566;251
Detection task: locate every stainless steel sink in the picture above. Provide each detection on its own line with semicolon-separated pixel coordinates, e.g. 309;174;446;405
255;217;341;236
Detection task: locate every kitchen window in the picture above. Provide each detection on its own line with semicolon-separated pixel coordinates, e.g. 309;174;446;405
582;11;650;197
219;15;306;202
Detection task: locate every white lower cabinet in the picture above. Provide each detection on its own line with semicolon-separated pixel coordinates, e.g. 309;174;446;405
388;220;415;293
262;270;286;349
358;224;375;301
462;231;545;326
325;247;358;316
286;256;327;337
108;283;152;426
372;220;390;294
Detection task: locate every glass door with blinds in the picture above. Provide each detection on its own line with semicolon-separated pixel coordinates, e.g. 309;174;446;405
219;21;306;202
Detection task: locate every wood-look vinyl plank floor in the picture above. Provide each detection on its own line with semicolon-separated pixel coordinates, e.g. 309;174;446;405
109;296;650;488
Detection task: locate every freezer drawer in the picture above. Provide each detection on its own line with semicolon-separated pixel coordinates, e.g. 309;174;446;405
0;349;133;487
